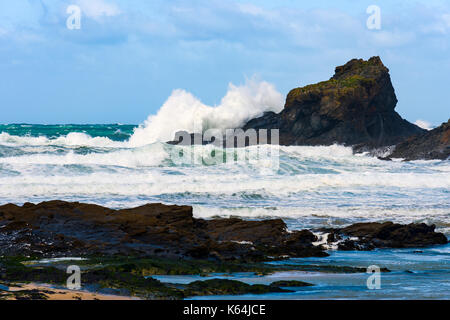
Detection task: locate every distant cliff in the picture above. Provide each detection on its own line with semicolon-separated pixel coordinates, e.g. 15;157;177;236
243;56;425;149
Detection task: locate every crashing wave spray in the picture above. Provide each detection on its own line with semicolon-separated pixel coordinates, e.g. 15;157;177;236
0;78;283;149
128;78;284;147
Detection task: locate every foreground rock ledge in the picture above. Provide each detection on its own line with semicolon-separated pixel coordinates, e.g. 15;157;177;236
322;221;448;250
0;201;325;260
0;201;447;260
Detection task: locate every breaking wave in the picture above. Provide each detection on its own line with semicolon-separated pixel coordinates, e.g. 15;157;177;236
0;78;449;233
128;79;283;146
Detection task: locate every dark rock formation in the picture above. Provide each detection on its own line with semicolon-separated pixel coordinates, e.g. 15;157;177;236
183;279;292;296
389;119;450;160
269;280;313;287
0;201;326;261
1;201;446;261
243;56;425;148
323;222;448;250
167;57;448;160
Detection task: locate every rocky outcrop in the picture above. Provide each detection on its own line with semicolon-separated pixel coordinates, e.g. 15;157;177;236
0;201;326;261
183;279;292;297
167;57;448;160
243;57;425;149
1;201;446;260
269;280;313;287
388;119;450;160
322;222;448;250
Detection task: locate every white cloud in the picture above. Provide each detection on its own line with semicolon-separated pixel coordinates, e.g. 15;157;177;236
420;13;450;34
369;30;416;47
76;0;121;20
236;3;265;16
414;120;433;130
439;13;450;33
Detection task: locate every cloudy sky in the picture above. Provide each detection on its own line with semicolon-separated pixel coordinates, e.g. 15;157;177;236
0;0;449;126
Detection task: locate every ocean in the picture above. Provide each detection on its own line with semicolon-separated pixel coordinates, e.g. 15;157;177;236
0;123;449;299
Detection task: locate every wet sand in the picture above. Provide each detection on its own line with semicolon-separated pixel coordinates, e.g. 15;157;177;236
1;283;139;300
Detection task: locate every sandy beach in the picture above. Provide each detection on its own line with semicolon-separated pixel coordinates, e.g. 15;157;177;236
1;283;139;300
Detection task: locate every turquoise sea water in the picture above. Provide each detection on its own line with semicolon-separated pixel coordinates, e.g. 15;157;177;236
155;244;450;300
0;124;449;299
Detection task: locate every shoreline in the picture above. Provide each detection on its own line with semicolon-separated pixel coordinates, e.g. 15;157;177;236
0;200;448;300
2;243;449;300
1;283;139;300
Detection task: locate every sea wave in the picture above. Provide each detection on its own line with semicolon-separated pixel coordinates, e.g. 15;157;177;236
0;131;124;148
192;206;450;234
1;79;283;149
0;161;449;197
0;83;448;236
128;78;284;146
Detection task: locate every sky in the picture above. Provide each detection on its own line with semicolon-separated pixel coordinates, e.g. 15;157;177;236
0;0;449;126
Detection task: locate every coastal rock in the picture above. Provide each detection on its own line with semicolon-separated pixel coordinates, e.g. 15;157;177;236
389;119;450;160
269;280;313;287
0;201;326;261
243;57;425;149
1;202;446;260
183;279;292;296
323;222;448;250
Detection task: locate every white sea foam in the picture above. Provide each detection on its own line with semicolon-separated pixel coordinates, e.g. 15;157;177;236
1;80;283;149
31;257;88;264
192;206;450;221
192;206;450;234
0;161;448;198
128;79;284;146
0;80;449;236
0;143;168;167
0;132;124;148
0;148;448;234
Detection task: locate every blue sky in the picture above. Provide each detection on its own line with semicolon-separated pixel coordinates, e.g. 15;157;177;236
0;0;449;126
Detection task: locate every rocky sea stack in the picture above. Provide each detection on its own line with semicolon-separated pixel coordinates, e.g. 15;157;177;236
243;56;425;150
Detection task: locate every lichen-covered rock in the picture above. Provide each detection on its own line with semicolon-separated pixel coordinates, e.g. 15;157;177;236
243;56;424;149
389;119;450;160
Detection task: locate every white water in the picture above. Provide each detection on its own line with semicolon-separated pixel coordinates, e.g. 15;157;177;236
0;141;449;233
0;131;125;148
0;80;449;234
129;79;284;146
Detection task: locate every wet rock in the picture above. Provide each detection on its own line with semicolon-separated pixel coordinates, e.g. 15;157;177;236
204;218;327;259
183;279;292;296
0;201;327;261
325;222;448;250
270;280;313;287
389;119;450;160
